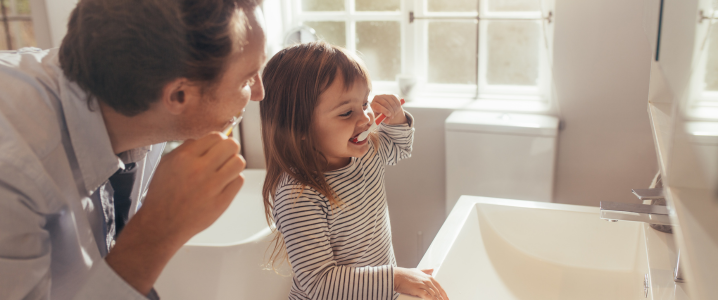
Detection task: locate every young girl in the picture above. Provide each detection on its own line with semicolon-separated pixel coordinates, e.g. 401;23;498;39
260;41;448;300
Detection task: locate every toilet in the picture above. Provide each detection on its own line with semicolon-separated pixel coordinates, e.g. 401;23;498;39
445;111;559;214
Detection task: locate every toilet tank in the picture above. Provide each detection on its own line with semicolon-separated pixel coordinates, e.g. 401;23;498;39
445;111;559;214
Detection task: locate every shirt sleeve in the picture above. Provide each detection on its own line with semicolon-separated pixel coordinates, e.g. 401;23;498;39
376;111;415;166
72;259;148;300
273;185;395;300
0;182;52;300
0;172;147;300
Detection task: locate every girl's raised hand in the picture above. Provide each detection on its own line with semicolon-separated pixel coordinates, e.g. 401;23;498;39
371;94;407;125
394;267;449;300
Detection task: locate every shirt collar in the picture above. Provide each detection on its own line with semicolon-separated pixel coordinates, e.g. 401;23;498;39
52;56;150;195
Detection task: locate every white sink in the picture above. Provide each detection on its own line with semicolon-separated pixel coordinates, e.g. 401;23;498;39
155;170;292;300
399;196;688;300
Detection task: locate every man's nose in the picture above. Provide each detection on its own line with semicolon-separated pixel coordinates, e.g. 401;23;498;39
250;74;265;101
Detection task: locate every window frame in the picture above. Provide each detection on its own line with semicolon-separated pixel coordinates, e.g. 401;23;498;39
286;0;404;93
0;0;34;50
282;0;554;110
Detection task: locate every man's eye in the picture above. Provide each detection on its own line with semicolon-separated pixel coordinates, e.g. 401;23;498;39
339;110;352;117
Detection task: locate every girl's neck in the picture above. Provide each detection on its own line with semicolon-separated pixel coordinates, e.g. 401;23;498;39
324;157;352;172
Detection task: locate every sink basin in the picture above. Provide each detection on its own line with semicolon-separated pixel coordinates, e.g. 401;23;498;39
155;169;292;300
399;196;650;300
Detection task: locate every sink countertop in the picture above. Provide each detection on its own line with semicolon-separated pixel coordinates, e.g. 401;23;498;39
644;223;690;300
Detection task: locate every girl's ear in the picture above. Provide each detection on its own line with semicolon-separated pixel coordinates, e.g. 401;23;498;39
161;78;202;115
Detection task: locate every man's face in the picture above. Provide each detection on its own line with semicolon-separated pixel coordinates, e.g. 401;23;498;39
181;7;267;138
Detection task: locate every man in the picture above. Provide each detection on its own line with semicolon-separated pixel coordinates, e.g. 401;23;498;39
0;0;266;298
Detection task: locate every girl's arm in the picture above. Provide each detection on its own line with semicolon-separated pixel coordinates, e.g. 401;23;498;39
274;186;394;300
376;111;414;166
371;95;414;166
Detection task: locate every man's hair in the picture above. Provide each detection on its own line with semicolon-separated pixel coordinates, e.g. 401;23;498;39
59;0;261;116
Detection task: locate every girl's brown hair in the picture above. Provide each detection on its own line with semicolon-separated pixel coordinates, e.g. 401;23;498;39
260;41;373;270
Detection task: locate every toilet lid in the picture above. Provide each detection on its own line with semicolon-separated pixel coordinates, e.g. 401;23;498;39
445;110;559;136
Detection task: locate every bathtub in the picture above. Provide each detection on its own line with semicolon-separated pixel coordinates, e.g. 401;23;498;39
399;196;648;300
155;169;292;300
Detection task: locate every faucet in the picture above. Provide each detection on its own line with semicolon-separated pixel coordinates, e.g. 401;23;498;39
599;201;670;225
599;188;683;283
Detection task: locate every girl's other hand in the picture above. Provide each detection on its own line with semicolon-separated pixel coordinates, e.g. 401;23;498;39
394;267;449;300
371;94;407;125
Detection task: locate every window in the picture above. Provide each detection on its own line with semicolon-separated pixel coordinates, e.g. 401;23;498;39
689;4;718;119
684;4;718;120
0;0;35;50
283;0;554;110
289;0;403;92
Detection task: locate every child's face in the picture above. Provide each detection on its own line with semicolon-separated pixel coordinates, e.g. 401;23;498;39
312;72;373;171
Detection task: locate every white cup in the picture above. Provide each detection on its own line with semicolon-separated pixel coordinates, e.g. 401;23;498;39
396;74;418;101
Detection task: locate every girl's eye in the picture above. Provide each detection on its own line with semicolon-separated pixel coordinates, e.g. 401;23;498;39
339;110;353;117
362;102;369;109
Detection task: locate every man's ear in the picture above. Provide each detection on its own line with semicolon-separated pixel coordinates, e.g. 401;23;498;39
162;78;201;115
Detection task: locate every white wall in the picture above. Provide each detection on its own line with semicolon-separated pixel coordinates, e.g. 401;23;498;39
551;0;658;207
29;0;77;49
240;0;659;267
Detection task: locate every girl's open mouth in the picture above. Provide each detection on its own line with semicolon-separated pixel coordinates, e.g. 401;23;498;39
349;133;367;145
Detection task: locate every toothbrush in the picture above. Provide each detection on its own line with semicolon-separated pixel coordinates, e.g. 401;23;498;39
223;108;245;136
351;98;405;143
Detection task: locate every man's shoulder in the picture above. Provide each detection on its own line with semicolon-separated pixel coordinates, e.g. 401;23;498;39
0;49;65;161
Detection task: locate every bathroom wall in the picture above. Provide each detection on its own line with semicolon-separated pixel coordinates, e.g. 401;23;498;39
550;0;658;207
29;0;78;49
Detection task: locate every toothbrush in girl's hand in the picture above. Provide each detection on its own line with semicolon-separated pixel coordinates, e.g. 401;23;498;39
351;98;405;143
223;108;245;136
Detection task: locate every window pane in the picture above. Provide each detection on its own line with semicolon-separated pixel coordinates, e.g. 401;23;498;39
0;28;7;50
1;21;36;50
13;21;36;48
428;21;477;84
17;0;32;14
356;0;399;11
428;0;476;12
302;0;344;12
356;21;400;81
486;21;539;86
304;21;346;48
487;0;541;12
706;24;718;91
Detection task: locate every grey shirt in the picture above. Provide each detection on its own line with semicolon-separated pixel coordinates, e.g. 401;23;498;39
0;48;163;300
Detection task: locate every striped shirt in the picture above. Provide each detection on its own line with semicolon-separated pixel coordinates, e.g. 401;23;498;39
273;114;414;300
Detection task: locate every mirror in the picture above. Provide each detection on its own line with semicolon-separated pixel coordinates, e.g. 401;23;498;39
644;0;718;298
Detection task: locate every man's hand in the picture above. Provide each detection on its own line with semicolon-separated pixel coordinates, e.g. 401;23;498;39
106;132;245;295
371;94;407;125
141;132;245;241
